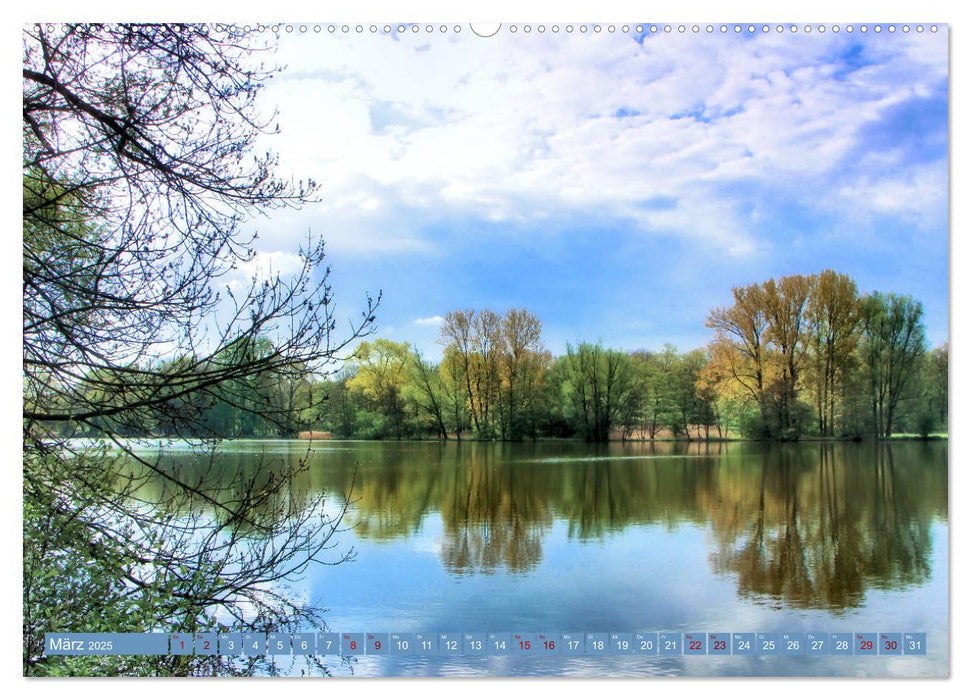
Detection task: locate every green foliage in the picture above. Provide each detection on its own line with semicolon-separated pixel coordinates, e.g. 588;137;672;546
914;408;938;439
24;447;345;677
346;339;411;439
23;24;373;676
860;293;927;438
706;272;937;440
561;342;640;442
275;290;943;445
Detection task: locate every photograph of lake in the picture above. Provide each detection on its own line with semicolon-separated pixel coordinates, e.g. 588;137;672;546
140;438;948;677
22;19;948;680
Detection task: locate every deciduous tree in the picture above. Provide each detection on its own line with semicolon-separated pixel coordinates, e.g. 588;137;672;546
860;293;927;437
23;24;375;675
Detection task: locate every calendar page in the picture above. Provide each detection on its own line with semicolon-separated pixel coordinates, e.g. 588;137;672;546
22;17;949;680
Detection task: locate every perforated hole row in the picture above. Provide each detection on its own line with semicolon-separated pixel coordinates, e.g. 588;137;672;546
210;23;940;36
42;23;942;36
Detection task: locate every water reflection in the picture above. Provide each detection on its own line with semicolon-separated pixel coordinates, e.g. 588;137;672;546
137;440;946;612
708;444;942;610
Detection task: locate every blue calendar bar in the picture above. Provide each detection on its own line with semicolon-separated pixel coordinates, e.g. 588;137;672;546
43;631;926;656
44;633;169;656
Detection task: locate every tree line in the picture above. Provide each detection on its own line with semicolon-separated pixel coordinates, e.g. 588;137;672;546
57;270;943;443
706;270;944;439
306;271;946;442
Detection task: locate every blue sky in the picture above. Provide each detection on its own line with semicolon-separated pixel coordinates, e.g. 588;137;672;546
245;26;948;359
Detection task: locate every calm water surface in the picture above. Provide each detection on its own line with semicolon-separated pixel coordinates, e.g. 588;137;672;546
152;439;948;677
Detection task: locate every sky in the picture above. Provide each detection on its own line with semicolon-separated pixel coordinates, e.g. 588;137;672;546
243;24;949;360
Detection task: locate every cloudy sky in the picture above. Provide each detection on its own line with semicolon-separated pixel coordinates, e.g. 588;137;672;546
247;25;948;358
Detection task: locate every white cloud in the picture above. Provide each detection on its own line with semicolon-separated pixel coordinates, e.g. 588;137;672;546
414;315;444;326
225;250;306;292
254;29;946;257
834;161;947;226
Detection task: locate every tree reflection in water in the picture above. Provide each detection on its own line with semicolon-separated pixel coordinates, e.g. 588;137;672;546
136;439;946;612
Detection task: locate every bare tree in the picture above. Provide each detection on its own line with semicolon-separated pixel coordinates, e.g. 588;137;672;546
23;24;375;676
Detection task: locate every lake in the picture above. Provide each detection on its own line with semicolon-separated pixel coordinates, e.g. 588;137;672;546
148;439;948;677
